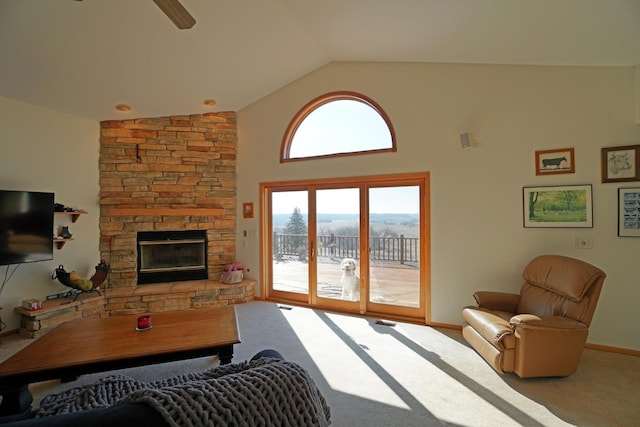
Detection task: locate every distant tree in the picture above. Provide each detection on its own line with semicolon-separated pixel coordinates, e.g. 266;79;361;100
333;225;359;251
285;207;307;235
333;225;359;237
370;226;398;238
284;207;307;255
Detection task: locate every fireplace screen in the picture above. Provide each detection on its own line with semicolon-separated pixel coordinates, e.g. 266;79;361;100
137;230;207;284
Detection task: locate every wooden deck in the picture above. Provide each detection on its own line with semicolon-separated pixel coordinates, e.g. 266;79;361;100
273;257;420;307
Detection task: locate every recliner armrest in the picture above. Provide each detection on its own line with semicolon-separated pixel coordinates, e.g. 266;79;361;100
508;313;590;378
510;314;587;330
473;291;520;313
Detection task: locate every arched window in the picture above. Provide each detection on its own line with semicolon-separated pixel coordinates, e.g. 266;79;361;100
281;91;396;162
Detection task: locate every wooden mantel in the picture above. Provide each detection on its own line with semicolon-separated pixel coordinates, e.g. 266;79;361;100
109;208;224;216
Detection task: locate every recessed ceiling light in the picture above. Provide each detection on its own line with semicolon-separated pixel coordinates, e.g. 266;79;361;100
203;99;217;107
115;104;132;112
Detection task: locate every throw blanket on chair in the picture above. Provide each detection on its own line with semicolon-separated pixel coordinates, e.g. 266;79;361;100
38;358;331;426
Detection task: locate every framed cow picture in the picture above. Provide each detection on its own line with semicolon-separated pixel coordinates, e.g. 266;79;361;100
601;145;640;183
535;148;575;176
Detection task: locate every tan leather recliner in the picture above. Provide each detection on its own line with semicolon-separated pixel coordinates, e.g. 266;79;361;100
462;255;606;378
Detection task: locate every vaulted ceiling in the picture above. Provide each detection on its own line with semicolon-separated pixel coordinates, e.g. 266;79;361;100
1;0;638;121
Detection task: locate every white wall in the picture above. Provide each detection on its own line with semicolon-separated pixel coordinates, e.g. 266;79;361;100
237;62;640;351
636;64;640;124
2;63;638;351
0;96;100;332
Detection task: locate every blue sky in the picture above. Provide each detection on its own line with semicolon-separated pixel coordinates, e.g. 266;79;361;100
272;186;419;215
289;99;392;158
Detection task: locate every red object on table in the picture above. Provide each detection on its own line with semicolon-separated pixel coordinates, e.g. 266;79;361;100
137;315;151;330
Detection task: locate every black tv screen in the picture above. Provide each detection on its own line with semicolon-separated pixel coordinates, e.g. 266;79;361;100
0;190;54;266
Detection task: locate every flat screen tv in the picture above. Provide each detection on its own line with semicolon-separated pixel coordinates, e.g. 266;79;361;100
0;190;54;266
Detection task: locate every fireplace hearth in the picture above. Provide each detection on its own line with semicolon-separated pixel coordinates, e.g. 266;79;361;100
137;230;208;284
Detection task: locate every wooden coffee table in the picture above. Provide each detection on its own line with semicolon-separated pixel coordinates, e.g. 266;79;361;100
0;306;240;416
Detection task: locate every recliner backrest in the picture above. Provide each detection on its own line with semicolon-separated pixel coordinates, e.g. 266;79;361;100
516;255;606;325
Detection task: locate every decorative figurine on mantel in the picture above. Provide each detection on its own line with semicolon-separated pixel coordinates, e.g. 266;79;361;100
57;226;72;239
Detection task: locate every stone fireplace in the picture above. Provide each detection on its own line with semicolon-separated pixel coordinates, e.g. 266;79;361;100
97;112;254;316
137;230;208;284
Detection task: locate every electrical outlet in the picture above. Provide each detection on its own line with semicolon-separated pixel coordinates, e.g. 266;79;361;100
574;237;593;249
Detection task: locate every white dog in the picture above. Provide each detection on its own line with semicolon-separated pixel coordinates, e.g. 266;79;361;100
340;258;360;301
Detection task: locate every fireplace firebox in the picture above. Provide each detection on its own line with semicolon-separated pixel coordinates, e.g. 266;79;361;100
137;230;208;284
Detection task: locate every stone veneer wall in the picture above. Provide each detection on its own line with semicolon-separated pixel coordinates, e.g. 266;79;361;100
98;113;242;315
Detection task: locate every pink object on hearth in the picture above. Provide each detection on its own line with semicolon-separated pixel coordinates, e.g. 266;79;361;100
223;262;244;283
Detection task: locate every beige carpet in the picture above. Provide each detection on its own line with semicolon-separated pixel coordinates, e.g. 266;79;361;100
1;301;639;426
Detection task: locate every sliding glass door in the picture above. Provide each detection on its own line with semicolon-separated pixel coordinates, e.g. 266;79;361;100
262;173;429;322
367;185;422;318
315;187;361;306
270;189;310;303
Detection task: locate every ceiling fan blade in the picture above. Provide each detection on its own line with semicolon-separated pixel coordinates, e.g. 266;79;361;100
152;0;196;29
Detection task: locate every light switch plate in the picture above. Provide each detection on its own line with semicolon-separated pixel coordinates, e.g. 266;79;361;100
574;237;593;249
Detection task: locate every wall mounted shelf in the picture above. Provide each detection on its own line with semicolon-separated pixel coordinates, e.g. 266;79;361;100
54;238;75;250
55;211;87;223
54;210;86;249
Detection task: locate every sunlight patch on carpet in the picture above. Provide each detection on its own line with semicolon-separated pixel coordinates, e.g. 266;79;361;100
280;306;411;409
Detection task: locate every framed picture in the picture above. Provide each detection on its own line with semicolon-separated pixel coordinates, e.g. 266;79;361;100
618;187;640;237
535;148;575;175
601;145;640;183
523;185;593;228
242;202;254;219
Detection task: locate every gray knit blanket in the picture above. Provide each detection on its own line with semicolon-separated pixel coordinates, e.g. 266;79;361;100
38;357;331;426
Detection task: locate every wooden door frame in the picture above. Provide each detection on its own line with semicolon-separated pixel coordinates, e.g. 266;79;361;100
260;172;431;324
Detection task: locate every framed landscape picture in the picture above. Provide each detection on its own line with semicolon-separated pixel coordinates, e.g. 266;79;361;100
523;185;593;228
535;148;575;175
601;145;640;183
618;187;640;237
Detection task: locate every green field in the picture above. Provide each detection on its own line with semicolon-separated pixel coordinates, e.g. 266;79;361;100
530;210;586;222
